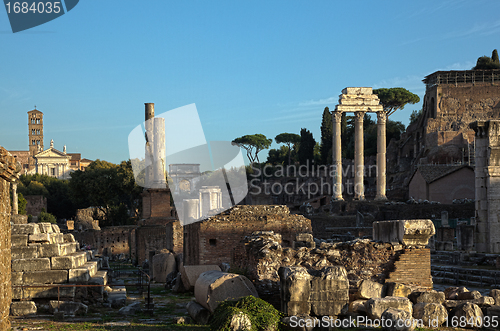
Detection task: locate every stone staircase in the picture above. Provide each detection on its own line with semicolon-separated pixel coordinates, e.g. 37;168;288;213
10;222;108;315
432;264;500;288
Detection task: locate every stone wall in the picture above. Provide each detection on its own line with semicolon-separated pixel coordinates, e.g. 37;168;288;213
0;146;20;331
72;225;136;258
183;205;312;266
24;195;47;217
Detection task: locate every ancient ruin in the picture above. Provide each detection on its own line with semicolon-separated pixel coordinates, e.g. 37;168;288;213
471;119;500;253
332;87;386;201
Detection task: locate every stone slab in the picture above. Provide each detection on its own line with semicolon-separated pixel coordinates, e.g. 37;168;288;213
194;270;259;313
12;258;50;272
22;285;75;299
12;223;40;235
373;219;435;246
51;252;87;270
22;270;68;284
181;264;221;291
12;272;23;285
11;234;28;246
11;246;38;259
11;214;28;225
10;301;36;316
38;222;54;233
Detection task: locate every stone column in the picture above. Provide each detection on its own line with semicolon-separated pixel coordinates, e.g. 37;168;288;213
332;110;343;200
354;111;365;200
152;117;166;188
375;111;387;200
144;103;155;188
11;182;18;215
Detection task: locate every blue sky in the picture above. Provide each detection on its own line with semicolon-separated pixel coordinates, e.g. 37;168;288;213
1;0;499;164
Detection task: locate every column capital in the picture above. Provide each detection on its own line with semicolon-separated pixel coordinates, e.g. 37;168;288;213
332;110;343;122
377;111;387;124
354;111;366;120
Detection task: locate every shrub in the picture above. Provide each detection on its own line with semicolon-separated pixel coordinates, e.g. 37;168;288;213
39;210;57;223
209;295;281;331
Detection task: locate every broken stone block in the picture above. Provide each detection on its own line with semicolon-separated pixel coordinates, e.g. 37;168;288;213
51;224;61;233
373;219;435;246
365;296;413;320
187;300;210;325
456;290;481;300
412;303;447;327
12;258;51;272
385;282;412;298
11;214;28;225
152;252;176;283
356;279;384;299
408;290;445;304
309;266;348;316
180;264;221;291
295;233;315;249
49;301;88;316
118;301;141;316
490;289;500;305
12;286;23;300
349;300;367;313
12;223;40;235
444;286;469;300
28;233;51;243
11;234;28;246
10;301;37;316
279;266;312;316
381;308;415;331
51;252;87;270
108;286;127;308
22;270;68;284
194;270;259;313
38;222;54;233
486;305;500;319
63;233;75;243
11;246;38;259
451;303;484;328
68;268;90;283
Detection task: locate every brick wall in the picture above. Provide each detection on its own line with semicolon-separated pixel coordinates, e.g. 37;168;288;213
0;147;20;331
183;205;312;266
72;226;137;258
385;248;432;289
136;225;167;265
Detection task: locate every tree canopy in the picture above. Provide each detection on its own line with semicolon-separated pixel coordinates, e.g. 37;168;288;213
69;159;142;226
232;134;272;164
373;87;420;117
320;107;333;165
472;49;500;70
275;132;300;165
298;128;316;166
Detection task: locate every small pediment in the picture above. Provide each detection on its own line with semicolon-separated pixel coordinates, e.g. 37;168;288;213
35;147;68;159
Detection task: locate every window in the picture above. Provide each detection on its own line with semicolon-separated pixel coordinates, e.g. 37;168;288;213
51;168;56;176
209;239;217;247
32;140;36;145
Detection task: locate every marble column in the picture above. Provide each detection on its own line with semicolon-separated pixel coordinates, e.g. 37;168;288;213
375;111;388;200
354;111;365;200
11;182;18;214
332;110;343;200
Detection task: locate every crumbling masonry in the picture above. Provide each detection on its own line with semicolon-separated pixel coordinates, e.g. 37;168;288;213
0;146;21;331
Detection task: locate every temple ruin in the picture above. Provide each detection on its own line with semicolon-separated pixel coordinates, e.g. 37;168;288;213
332;87;387;201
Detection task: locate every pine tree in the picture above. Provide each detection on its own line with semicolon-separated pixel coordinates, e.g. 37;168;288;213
320;107;333;164
492;49;499;65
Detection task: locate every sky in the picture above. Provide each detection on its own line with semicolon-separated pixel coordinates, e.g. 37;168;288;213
1;0;500;165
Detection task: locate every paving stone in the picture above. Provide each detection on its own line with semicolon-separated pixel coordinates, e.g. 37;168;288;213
10;301;37;316
12;258;51;272
11;246;38;259
22;270;68;284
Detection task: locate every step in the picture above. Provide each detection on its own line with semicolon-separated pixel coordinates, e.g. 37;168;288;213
68;261;99;282
38;242;78;258
22;270;68;285
51;251;87;270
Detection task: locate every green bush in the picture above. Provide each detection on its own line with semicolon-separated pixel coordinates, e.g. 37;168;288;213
39;210;57;223
209;295;281;331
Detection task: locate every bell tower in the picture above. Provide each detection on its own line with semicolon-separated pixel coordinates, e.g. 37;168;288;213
28;108;44;170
